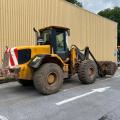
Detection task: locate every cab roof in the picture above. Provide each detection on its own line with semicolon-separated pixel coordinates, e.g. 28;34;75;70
39;26;70;32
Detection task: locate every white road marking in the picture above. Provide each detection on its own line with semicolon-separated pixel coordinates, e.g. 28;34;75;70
63;86;79;92
105;75;120;81
113;75;120;78
0;115;8;120
56;87;111;106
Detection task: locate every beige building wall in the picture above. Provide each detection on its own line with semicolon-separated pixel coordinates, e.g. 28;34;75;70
0;0;117;62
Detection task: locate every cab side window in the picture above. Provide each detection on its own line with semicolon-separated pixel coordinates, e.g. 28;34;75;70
56;32;65;52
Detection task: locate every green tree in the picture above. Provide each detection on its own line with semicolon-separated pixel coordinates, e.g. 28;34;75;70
98;7;120;45
66;0;82;7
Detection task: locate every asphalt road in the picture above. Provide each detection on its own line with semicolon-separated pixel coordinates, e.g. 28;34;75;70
0;71;120;120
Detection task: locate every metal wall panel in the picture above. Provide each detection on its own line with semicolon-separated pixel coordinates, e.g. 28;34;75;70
0;0;117;62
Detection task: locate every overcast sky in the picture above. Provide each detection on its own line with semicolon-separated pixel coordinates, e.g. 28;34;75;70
78;0;120;13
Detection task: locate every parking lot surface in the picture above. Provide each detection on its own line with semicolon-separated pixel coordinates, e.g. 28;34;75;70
0;71;120;120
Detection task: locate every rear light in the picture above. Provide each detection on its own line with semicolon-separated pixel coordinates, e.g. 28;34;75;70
3;52;10;67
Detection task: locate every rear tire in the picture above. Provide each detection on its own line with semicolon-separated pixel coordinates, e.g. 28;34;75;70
78;60;97;84
18;79;33;86
98;61;117;77
33;63;63;95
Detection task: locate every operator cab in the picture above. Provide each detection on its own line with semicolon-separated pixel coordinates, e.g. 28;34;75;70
34;26;70;60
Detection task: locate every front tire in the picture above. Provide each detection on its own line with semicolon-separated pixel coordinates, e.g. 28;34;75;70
33;63;63;95
78;60;97;84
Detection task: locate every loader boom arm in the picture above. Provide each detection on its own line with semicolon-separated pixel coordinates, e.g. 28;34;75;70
71;45;117;77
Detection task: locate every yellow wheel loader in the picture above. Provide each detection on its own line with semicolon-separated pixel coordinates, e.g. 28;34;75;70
1;26;117;95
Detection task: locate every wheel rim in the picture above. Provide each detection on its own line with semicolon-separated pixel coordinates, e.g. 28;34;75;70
47;72;57;85
88;67;95;79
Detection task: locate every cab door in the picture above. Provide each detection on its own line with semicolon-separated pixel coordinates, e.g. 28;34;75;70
55;29;69;60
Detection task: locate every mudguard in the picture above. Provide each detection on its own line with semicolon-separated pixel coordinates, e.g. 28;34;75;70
29;54;64;69
29;55;51;69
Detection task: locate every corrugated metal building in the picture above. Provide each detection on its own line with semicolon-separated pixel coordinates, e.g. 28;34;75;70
0;0;117;62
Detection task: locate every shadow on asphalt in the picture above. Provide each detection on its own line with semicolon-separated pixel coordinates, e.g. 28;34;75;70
0;79;80;97
0;84;41;97
0;75;114;98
